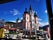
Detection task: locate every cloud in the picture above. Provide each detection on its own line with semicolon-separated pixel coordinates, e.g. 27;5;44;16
39;21;49;27
10;9;21;16
9;19;21;23
18;20;21;23
45;10;47;13
9;20;16;23
38;18;42;21
20;17;23;20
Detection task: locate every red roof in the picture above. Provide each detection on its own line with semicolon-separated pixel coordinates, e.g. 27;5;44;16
9;28;17;30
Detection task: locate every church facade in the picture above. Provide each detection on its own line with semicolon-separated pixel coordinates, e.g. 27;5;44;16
17;5;39;31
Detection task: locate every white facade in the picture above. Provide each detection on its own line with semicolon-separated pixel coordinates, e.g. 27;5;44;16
30;10;36;30
25;14;30;30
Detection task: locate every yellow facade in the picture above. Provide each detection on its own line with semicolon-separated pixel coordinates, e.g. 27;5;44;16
0;28;4;38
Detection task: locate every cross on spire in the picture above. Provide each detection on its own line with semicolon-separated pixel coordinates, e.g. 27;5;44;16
30;4;32;10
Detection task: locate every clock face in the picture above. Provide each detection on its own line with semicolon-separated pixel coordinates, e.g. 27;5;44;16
26;14;30;21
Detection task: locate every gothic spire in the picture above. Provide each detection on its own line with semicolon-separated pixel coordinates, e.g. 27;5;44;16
30;4;32;10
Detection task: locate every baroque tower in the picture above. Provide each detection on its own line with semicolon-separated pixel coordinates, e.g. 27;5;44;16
23;8;31;30
29;5;36;30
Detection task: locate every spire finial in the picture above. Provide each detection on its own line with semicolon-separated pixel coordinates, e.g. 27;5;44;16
30;4;32;10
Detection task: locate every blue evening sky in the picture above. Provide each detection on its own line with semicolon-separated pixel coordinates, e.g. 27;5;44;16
0;0;53;26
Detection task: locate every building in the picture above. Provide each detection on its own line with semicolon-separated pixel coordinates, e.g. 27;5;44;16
22;5;39;31
4;5;39;34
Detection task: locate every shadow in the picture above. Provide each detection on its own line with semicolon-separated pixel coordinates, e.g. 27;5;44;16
46;0;53;39
0;0;16;4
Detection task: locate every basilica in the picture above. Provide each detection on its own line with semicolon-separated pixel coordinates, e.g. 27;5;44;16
4;5;39;32
16;5;39;31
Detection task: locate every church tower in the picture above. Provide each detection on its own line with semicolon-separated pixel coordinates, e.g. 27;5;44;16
23;8;31;30
23;5;39;31
29;5;36;30
34;12;39;30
